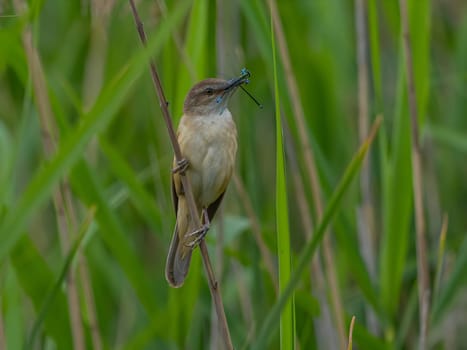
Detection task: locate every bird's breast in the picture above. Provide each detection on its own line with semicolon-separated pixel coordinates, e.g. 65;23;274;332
177;109;237;206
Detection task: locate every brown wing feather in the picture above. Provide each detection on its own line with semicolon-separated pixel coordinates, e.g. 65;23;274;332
205;191;226;223
171;175;178;214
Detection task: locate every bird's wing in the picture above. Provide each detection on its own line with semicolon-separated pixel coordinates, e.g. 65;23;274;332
206;191;226;223
171;172;179;215
173;173;226;224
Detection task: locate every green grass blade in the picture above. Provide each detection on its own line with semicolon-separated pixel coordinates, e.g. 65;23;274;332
238;0;270;60
431;234;467;324
408;0;431;125
379;50;413;322
3;265;25;350
0;121;14;204
10;236;72;349
395;282;418;348
368;0;382;109
271;9;294;350
70;160;158;314
27;207;95;348
252;118;382;350
425;124;467;154
172;0;208;120
353;321;390;350
0;0;191;264
451;16;467;123
332;219;380;312
98;137;163;232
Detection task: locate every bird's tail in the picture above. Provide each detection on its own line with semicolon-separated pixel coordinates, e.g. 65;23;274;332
165;199;194;287
165;227;192;287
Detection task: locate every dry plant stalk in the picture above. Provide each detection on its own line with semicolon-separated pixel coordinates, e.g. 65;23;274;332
434;214;448;299
354;0;376;278
354;0;379;335
14;1;94;348
399;1;431;348
268;0;346;347
128;1;233;348
347;316;356;350
80;2;116;348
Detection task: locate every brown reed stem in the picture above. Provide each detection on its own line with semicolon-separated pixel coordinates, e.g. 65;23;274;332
15;0;86;347
210;207;224;349
434;214;448;300
355;0;376;278
355;0;379;335
128;1;233;348
347;316;356;350
80;2;116;347
399;1;431;348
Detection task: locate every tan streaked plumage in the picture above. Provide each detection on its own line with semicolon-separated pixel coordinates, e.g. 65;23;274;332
165;77;246;287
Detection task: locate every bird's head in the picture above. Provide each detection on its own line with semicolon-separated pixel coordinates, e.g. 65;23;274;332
183;72;250;116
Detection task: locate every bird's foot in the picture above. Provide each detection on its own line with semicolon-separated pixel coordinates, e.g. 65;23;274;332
184;209;211;249
172;158;189;174
184;223;210;248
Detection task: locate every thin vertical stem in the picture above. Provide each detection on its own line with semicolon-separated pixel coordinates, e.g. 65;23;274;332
128;2;233;348
14;1;86;347
347;316;356;350
80;1;115;347
355;0;379;334
355;0;376;276
268;0;346;347
434;214;448;300
399;1;431;348
210;208;224;350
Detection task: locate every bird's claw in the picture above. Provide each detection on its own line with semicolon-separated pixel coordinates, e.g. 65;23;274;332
172;158;189;174
184;223;210;249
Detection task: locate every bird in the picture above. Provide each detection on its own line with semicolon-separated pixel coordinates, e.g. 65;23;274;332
165;71;250;288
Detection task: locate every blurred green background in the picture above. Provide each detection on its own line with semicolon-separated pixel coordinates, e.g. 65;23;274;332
1;0;466;349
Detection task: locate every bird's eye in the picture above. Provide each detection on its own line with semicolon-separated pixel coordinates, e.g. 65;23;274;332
204;87;214;95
